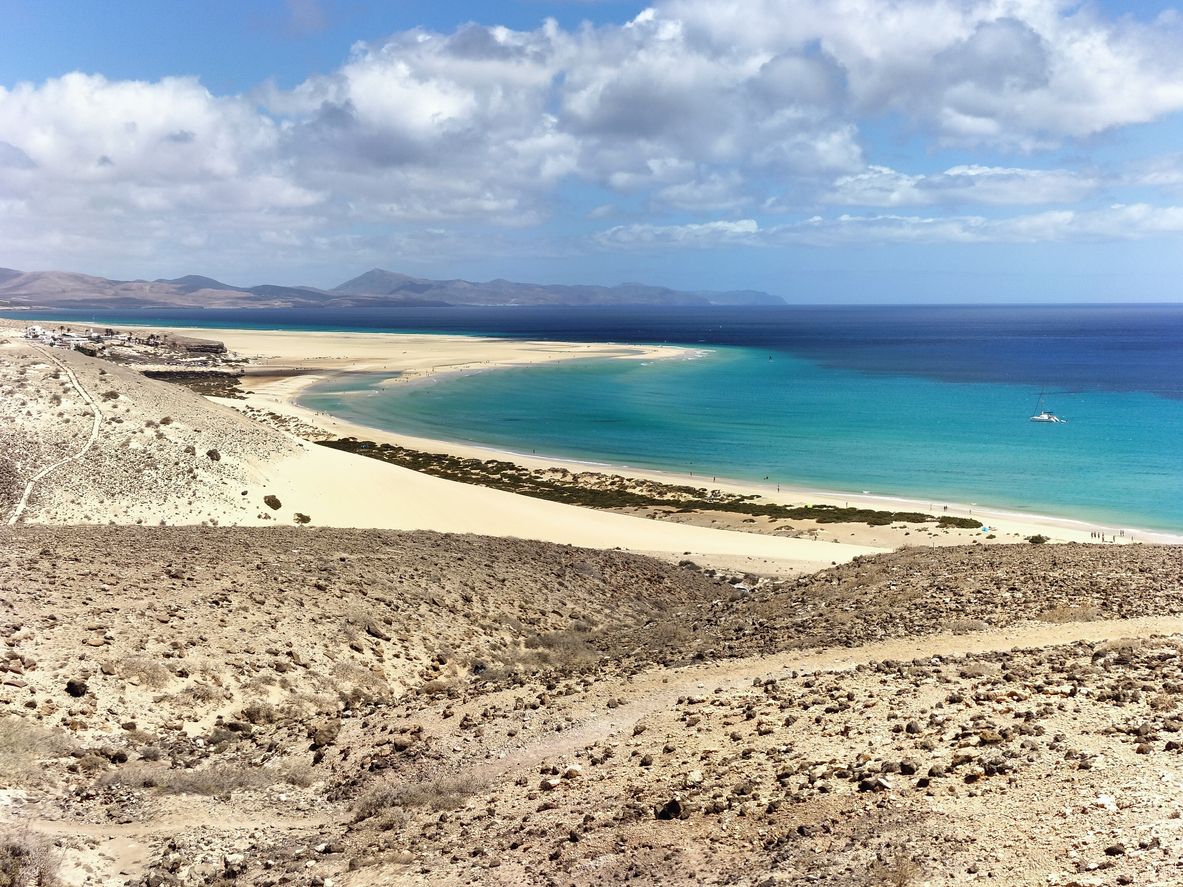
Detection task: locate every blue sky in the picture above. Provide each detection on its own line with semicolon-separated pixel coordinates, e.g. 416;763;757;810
2;0;1183;301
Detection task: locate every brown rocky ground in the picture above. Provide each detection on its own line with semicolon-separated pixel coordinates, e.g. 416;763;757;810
3;527;1182;886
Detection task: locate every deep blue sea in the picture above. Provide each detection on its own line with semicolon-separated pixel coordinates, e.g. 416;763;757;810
7;304;1182;532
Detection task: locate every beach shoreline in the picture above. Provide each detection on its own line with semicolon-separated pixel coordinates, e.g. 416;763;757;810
188;324;1182;548
7;316;1174;550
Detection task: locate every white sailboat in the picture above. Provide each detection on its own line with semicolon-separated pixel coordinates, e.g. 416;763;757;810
1030;390;1067;423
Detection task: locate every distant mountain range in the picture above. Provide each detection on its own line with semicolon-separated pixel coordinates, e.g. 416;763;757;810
0;266;784;309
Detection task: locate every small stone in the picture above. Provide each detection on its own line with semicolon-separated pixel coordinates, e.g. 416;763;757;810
364;622;391;641
655;798;686;820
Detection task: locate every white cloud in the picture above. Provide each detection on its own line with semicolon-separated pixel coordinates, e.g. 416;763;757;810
593;204;1183;249
788;204;1183;245
594;218;760;247
1124;154;1183;194
654;171;750;211
2;1;1183;276
826;164;1101;207
664;0;1183;149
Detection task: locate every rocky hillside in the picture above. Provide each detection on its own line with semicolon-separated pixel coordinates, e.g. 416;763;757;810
2;529;1182;886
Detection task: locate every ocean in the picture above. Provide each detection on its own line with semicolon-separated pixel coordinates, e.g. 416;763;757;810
7;304;1182;532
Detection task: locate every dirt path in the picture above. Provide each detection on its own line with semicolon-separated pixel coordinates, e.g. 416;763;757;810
0;795;329;887
476;615;1183;777
6;346;102;526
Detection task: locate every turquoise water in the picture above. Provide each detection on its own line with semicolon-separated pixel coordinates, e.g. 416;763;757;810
12;304;1180;532
300;346;1183;533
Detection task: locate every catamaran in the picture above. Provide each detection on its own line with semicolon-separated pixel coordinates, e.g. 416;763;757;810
1030;391;1067;423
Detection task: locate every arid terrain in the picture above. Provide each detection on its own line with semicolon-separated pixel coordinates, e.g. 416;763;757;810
3;324;1183;886
2;528;1182;886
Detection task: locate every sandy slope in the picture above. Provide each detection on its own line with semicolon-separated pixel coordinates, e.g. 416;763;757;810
0;332;882;574
253;444;882;573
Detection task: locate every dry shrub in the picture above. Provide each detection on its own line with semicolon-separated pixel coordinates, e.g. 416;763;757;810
332;662;392;705
353;773;485;822
1039;604;1100;624
0;719;70;788
947;617;989;635
277;762;316;788
103;758;311;795
0;829;59;887
866;849;921;886
1149;692;1178;712
522;629;599;671
647;621;692;648
119;656;172;688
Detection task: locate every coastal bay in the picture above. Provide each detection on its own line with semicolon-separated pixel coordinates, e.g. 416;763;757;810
172;322;1180;548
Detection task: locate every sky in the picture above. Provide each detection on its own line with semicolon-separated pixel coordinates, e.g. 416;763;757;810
2;0;1183;302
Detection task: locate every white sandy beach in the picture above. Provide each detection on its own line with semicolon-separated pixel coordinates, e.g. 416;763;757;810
186;325;1178;550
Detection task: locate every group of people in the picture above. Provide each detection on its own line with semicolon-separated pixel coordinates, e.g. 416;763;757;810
1090;529;1124;542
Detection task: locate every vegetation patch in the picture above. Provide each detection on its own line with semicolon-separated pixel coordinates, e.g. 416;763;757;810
318;437;982;529
141;370;245;399
0;718;70;788
353;773;485;821
0;829;59;887
100;761;309;797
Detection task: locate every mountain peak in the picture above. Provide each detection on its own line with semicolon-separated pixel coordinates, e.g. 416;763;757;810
155;274;238;293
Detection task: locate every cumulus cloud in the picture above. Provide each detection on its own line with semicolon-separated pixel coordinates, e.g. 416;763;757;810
664;0;1183;149
2;0;1183;275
